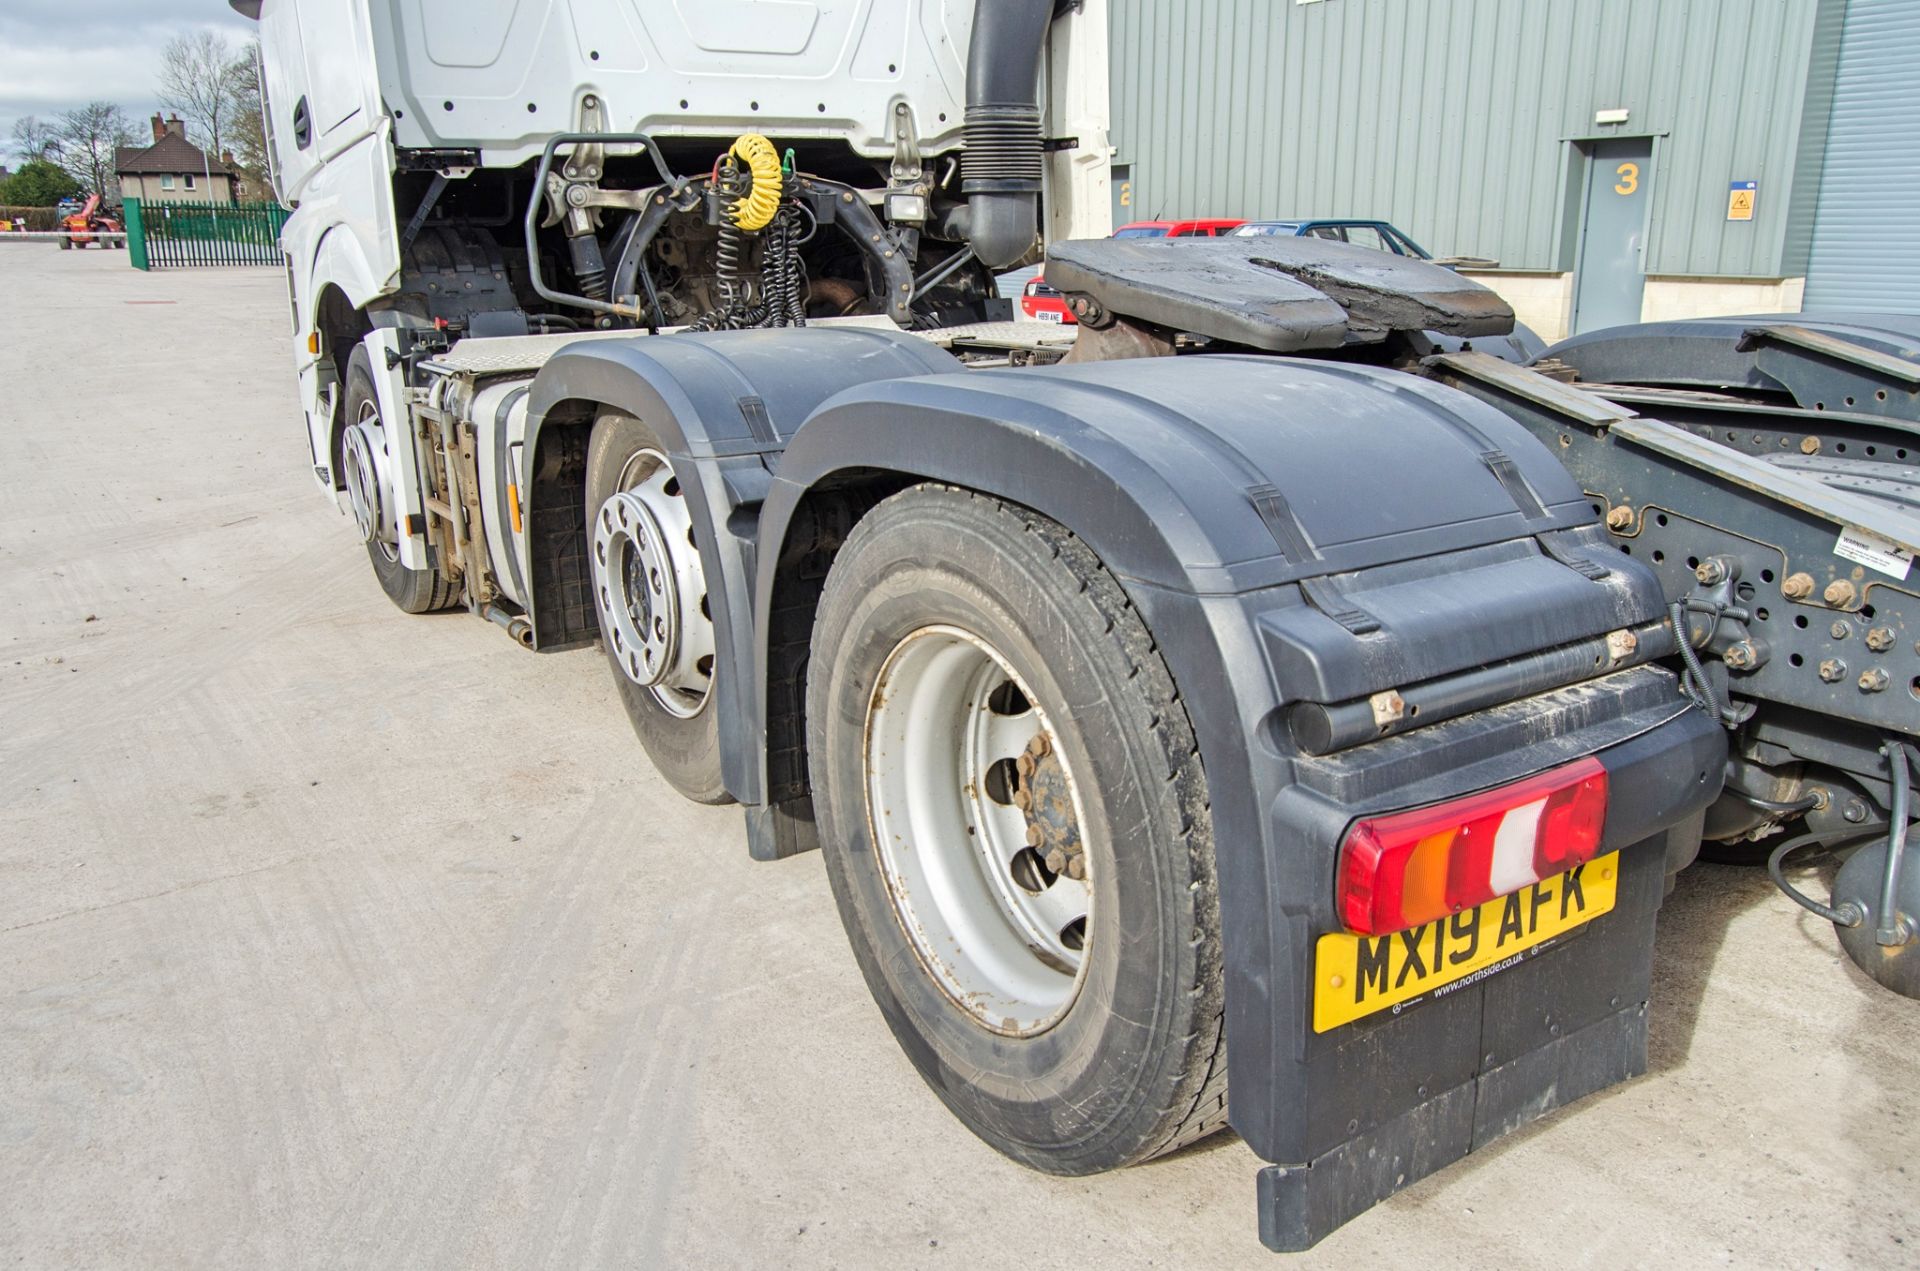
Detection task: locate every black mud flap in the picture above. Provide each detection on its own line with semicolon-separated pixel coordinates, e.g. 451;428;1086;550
1256;831;1672;1252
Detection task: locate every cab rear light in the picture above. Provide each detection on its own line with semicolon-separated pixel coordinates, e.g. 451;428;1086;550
1336;757;1608;937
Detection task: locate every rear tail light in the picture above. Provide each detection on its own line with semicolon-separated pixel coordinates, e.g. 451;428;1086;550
1336;757;1608;936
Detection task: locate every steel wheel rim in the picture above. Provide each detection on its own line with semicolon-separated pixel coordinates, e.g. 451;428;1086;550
345;398;397;563
591;448;714;718
864;624;1093;1036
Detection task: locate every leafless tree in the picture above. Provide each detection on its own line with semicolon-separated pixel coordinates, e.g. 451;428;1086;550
158;29;245;160
54;102;136;201
224;39;272;198
9;115;61;164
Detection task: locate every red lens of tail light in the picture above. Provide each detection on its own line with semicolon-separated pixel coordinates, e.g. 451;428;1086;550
1336;757;1609;937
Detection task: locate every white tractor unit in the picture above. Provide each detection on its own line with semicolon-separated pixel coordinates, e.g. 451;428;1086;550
239;0;1919;1251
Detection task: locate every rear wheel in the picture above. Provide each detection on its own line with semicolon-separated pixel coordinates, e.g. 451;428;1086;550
342;346;457;613
807;485;1227;1174
585;411;729;804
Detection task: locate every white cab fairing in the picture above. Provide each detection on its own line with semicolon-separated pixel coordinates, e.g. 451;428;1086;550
367;0;974;167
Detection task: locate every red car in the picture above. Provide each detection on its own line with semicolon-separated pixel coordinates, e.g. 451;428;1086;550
1020;270;1073;323
1112;218;1245;238
1022;218;1246;322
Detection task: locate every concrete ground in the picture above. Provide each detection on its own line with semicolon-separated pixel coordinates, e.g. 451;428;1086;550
1;246;1914;1270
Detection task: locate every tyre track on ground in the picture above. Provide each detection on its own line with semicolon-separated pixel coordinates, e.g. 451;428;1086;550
0;541;360;792
523;893;716;1270
311;793;696;1269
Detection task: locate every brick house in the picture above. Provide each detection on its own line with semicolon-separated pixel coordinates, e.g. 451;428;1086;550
115;115;239;204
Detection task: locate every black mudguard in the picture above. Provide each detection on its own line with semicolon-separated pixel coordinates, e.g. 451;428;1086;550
756;351;1725;1247
520;326;960;799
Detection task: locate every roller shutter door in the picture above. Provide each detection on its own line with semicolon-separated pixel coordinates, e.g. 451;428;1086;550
1803;0;1920;311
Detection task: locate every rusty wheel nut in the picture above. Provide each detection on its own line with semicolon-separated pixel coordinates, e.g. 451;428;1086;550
1066;857;1086;881
1604;505;1634;532
1818;658;1847;683
1823;578;1856;607
1780;572;1815;599
1858;668;1890;693
1045;849;1068;875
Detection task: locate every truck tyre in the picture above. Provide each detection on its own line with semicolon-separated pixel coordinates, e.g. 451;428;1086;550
807;484;1227;1173
344;346;457;614
585;411;729;804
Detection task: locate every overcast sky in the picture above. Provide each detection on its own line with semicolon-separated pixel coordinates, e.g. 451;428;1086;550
1;0;255;160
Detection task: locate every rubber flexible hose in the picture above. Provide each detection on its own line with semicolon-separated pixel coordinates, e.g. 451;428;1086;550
1726;788;1821;815
1873;740;1915;946
1768;828;1875;928
726;134;782;231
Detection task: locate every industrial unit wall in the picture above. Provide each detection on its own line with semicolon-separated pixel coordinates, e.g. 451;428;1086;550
1109;0;1854;340
1801;0;1920;310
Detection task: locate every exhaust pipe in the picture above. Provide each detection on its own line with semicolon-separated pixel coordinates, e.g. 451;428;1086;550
484;602;535;648
960;0;1051;271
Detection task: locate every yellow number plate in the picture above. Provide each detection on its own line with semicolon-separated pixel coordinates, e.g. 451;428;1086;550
1312;853;1620;1033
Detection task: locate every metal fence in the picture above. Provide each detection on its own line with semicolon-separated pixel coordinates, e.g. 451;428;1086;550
125;198;288;269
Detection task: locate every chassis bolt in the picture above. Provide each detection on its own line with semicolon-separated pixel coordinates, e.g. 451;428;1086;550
1831;621;1851;640
1695;557;1729;585
1864;626;1895;652
1823;578;1856;607
1604;505;1634;532
1800;436;1821;455
1844;799;1869;824
1723;641;1760;670
1818;658;1847;683
1858;668;1891;693
1780;572;1815;599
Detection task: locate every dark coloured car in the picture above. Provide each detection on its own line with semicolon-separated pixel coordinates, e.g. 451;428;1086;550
1232;218;1498;269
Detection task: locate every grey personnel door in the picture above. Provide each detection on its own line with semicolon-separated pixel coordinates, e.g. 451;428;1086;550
1571;137;1653;334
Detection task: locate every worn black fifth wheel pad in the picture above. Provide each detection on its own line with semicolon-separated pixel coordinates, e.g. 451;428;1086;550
1043;235;1516;348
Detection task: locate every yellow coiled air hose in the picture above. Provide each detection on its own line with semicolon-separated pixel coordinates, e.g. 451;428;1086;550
726;133;783;231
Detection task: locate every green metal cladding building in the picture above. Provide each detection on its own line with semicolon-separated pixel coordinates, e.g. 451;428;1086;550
1105;0;1920;340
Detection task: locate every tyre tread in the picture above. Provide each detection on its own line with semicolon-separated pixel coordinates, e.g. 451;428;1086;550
951;487;1229;1164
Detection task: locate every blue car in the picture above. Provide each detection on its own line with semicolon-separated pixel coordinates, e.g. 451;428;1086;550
1230;218;1432;256
1231;219;1498;271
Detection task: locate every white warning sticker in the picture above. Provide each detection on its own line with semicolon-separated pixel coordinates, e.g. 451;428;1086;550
1833;527;1914;580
